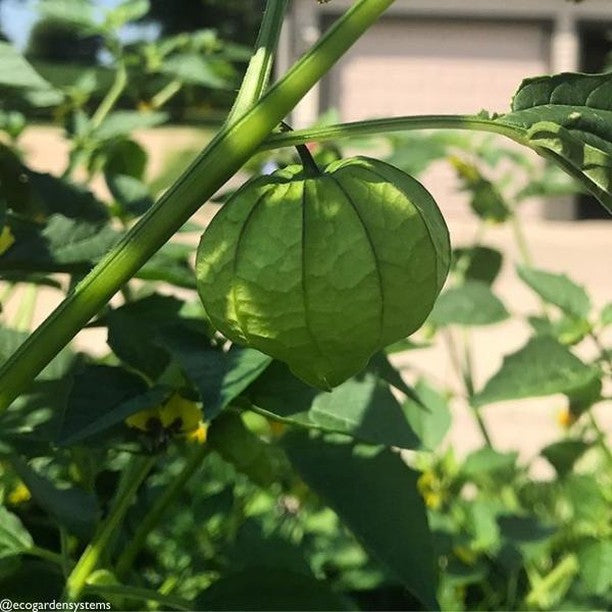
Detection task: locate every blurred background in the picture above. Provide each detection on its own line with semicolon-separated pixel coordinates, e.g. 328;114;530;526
1;0;610;464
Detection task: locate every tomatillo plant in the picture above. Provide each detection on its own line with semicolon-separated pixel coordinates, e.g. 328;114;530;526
0;0;610;609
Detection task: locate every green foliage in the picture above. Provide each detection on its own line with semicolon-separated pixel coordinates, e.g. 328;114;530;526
0;2;609;611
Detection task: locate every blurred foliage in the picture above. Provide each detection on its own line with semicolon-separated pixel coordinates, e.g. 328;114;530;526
0;2;610;610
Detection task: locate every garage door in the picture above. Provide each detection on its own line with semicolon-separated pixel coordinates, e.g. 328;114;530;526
325;18;548;119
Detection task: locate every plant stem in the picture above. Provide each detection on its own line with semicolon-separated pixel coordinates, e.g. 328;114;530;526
64;456;156;601
227;0;289;124
150;79;182;110
510;212;534;267
29;545;65;567
115;445;209;579
90;62;128;130
0;0;396;414
443;330;493;448
261;114;528;150
83;583;192;611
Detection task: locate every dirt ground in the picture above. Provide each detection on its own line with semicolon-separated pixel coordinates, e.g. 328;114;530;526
3;126;611;477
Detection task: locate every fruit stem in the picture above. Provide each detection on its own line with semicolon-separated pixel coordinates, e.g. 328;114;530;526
296;144;322;176
280;121;321;176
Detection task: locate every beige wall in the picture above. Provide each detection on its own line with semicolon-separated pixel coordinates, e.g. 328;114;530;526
326;19;548;119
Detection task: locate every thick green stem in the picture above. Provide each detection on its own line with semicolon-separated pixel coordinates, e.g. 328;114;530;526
261;115;528;150
0;0;395;414
115;445;209;579
64;456;156;601
227;0;289;124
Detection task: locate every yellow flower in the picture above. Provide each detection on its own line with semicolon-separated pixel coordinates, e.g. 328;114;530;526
8;481;31;505
125;393;206;444
0;226;15;255
557;408;576;429
185;422;208;445
417;470;445;510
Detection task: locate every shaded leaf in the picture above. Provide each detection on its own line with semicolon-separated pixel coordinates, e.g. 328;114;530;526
158;327;272;421
207;411;278;487
56;365;168;446
429;281;509;327
402;380;451;450
10;456;99;539
2;214;118;273
541;439;590;478
106;294;185;379
473;336;599;407
451;157;510;222
284;432;438;610
517;265;590;318
136;242;197;289
106;174;153;217
196;567;351;611
453;246;503;285
0;508;33;558
248;362;420;449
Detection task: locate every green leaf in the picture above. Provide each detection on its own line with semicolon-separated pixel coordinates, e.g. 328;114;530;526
38;0;97;29
402;380;451;450
429;281;509;327
106;294;185;379
106;174;153;217
499;72;612;213
93;111;168;141
136;242;197;289
247;362;420;449
453;246;503;285
196;568;351;611
9;456;99;539
0;508;33;558
283;432;438;610
541;439;590;478
473;336;599;407
450;157;510;222
528;314;591;346
207;411;278;488
0;326;74;380
600;302;612;327
105;0;150;29
56;364;161;446
1;214;119;273
102;138;147;180
517;265;591;318
0;42;53;90
367;351;421;402
462;447;518;480
160;54;236;89
576;539;612;597
158;327;272;422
